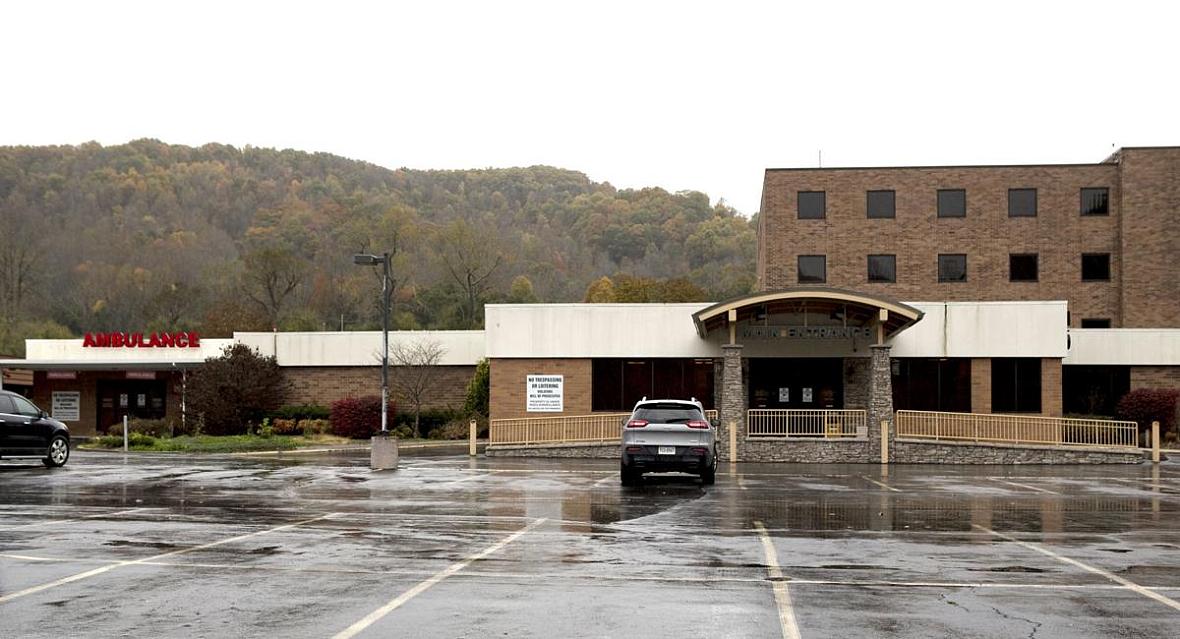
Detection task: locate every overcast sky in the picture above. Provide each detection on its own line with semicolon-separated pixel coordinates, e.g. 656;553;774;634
3;1;1177;214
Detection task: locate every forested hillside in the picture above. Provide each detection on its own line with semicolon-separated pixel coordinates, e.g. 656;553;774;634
0;140;756;355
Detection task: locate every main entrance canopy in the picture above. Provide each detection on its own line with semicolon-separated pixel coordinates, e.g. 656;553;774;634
691;287;925;343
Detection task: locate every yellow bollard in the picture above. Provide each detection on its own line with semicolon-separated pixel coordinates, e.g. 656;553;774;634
1151;420;1160;464
880;419;889;464
469;419;478;457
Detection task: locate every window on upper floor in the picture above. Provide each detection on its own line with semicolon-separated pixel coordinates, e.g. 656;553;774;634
867;254;896;282
798;191;826;219
1008;188;1037;217
937;189;966;218
1081;187;1109;216
1081;253;1111;281
1009;253;1038;282
938;254;967;282
798;255;826;283
1080;318;1112;328
867;190;895;219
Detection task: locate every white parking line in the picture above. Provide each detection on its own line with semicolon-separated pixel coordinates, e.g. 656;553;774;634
989;478;1061;495
754;521;802;639
973;524;1180;613
859;476;900;493
0;513;336;605
0;508;147;532
8;550;1180;593
331;518;546;639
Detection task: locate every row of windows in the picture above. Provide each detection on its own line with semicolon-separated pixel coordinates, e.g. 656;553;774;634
797;187;1110;219
796;252;1112;284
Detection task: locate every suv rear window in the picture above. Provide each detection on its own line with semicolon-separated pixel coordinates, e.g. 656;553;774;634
633;404;703;423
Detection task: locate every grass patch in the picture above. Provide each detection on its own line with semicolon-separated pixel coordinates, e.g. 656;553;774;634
81;433;360;453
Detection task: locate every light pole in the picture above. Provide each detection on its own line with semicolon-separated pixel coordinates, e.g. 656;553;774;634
353;252;392;433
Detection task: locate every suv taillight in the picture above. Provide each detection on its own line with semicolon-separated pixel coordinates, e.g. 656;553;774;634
686;420;709;429
626;419;648;428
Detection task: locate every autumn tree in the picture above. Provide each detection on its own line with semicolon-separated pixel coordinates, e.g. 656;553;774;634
437;220;504;328
388;340;446;438
242;246;308;328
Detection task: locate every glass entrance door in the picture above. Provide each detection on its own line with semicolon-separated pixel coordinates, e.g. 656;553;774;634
96;379;168;433
748;358;843;410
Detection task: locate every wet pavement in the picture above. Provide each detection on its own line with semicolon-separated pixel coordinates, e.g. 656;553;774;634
2;451;1180;638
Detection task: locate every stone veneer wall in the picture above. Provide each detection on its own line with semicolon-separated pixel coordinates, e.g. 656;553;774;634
892;439;1142;464
488;437;1143;464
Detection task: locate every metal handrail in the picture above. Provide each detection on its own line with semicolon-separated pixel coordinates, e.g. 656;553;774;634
747;409;865;439
490;410;719;446
895;410;1139;449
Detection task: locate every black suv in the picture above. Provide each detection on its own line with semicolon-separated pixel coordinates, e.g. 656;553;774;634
0;390;70;467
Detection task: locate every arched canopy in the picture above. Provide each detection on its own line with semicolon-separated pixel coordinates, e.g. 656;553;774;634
692;287;924;340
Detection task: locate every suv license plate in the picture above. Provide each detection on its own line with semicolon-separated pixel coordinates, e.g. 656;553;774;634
658;446;675;455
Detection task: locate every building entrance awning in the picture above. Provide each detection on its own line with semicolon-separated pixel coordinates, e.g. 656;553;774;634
691;287;925;341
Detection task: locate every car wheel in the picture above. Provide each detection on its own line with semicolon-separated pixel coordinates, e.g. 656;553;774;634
43;436;69;468
701;466;716;485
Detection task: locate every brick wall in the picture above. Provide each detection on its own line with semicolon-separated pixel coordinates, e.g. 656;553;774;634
1042;358;1063;417
1130;366;1180;390
971;358;991;413
758;162;1135;326
280;366;474;412
31;372;97;436
1118;148;1180;327
489;359;592;421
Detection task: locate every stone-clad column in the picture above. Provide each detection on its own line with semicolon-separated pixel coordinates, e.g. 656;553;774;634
720;344;745;462
868;344;894;445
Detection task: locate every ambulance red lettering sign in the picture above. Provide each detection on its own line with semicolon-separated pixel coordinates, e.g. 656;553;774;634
82;332;201;348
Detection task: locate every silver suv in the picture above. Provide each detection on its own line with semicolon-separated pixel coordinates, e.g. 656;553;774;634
620;398;717;486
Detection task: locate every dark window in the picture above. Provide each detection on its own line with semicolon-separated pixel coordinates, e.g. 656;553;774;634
591;359;715;412
938;254;967;282
867;254;896;282
1063;365;1129;417
1080;318;1112;328
937;189;966;218
11;395;40;417
1009;253;1038;282
0;395;14;414
892;359;972;413
1081;253;1111;281
991;358;1042;413
798;255;826;283
867;190;895;218
1008;188;1037;217
1081;187;1109;216
798;191;826;219
632;405;704;422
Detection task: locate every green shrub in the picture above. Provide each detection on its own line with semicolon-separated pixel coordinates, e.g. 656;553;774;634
128;418;171;437
393;408;459;437
91;433;157;448
271;404;330;421
391;425;412;439
271;418;302;435
463;359;489;418
428;420;471;440
300;419;331;435
188;343;288;436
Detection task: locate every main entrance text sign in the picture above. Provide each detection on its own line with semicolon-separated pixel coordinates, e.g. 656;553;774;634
741;326;873;340
526;375;564;412
83;332;201;348
51;391;80;421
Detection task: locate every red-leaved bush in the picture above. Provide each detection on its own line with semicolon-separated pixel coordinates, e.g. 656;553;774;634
330;396;395;439
1117;389;1179;439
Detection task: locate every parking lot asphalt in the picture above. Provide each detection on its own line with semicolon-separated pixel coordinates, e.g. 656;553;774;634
2;451;1180;638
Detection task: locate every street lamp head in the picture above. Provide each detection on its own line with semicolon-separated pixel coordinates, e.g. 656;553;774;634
353;254;380;265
